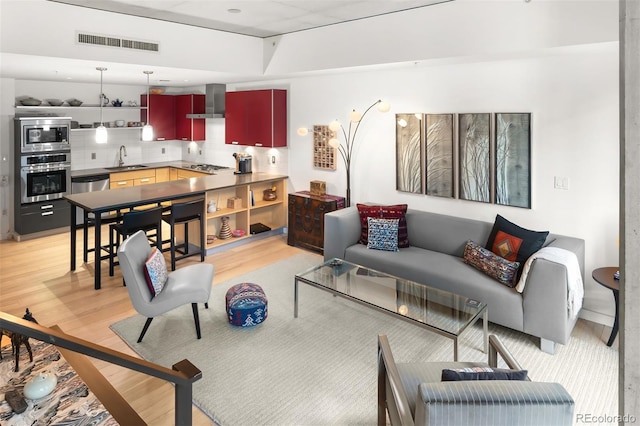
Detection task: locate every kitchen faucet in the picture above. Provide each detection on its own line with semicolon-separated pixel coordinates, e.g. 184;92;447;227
118;145;127;167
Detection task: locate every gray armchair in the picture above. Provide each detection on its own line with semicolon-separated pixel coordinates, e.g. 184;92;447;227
378;334;574;426
118;230;214;342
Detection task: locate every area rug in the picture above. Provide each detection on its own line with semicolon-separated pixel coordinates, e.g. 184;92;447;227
110;253;618;425
0;339;117;425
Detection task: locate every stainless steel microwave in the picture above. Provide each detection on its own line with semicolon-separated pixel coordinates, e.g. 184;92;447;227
15;117;71;153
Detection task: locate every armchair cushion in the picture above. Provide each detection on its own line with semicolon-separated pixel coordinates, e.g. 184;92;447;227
416;381;575;426
144;248;168;297
441;366;528;381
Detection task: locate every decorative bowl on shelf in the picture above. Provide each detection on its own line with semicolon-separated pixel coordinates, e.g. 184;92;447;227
66;98;83;106
149;87;165;95
231;229;245;238
46;99;64;106
20;97;42;106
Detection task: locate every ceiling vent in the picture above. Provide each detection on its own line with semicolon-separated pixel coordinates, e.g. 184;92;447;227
77;32;159;52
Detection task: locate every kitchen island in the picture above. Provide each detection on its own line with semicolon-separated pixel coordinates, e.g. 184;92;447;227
64;172;287;289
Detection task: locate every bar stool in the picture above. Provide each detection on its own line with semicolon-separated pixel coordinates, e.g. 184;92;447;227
83;210;123;263
162;198;206;271
109;206;163;277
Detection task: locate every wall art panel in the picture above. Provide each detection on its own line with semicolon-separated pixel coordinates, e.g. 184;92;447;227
495;113;531;208
458;113;491;203
313;125;337;170
395;113;423;194
425;114;454;197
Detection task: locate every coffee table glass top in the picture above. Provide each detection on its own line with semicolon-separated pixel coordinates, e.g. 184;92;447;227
295;258;487;337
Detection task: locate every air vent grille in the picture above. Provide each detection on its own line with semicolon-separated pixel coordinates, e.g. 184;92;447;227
77;32;158;52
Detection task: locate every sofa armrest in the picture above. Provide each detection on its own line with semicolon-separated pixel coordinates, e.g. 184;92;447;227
415;381;574;426
522;236;585;346
324;206;362;261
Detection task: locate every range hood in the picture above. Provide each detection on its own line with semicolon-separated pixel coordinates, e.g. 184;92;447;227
186;83;225;119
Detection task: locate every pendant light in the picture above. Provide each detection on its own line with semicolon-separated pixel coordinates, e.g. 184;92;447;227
95;67;108;144
142;70;154;141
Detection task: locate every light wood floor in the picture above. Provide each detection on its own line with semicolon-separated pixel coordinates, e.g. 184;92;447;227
0;227;307;425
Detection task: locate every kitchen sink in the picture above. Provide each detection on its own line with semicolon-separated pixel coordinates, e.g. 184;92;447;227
104;164;149;171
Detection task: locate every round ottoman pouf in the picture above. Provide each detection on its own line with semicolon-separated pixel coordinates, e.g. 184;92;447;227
225;283;268;327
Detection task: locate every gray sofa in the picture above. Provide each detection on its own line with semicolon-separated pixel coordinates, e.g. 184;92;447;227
324;207;585;353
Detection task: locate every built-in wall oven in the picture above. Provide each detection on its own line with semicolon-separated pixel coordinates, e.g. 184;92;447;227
14;116;73;236
20;152;71;204
15;116;71;153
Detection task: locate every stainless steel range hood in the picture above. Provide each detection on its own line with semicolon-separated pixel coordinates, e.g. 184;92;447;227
186;83;225;119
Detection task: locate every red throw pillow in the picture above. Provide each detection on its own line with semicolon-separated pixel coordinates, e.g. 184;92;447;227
357;204;409;248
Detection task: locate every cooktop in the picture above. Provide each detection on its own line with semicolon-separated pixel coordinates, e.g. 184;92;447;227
190;164;231;173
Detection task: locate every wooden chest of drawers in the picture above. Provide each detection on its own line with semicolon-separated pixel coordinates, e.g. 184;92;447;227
288;191;345;253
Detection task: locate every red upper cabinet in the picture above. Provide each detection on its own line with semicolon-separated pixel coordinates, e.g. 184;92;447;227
140;93;206;141
175;94;206;141
140;94;176;141
225;89;287;147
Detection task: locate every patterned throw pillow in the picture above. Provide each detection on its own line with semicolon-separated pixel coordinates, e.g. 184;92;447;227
367;217;400;252
143;248;168;297
357;204;409;248
485;215;549;279
441;366;528;381
463;240;520;287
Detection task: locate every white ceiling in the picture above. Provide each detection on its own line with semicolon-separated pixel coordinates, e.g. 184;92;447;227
2;0;451;86
50;0;451;38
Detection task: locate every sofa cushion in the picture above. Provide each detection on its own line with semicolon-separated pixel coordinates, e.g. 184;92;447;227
406;210;493;256
486;215;549;278
463;240;520;287
441;367;528;381
367;217;400;251
357;204;409;247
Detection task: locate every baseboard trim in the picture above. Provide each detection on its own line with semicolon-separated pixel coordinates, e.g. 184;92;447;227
579;309;614;327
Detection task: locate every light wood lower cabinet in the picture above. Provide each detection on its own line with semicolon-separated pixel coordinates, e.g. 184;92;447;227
204;178;286;249
109;169;157;189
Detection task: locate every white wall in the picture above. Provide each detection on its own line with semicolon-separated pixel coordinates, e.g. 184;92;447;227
286;42;619;325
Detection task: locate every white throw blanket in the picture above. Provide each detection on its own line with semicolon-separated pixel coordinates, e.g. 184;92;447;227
516;247;584;319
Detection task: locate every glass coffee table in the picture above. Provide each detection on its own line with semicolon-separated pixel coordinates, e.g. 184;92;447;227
294;258;488;361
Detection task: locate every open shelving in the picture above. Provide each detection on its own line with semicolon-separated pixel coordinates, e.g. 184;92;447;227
204;178;287;250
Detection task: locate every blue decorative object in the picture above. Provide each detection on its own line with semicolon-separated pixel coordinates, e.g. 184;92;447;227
225;283;268;327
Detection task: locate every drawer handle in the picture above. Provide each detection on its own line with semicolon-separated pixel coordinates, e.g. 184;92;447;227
255;143;263;147
181;138;188;141
117;181;128;185
140;178;150;182
40;204;54;210
42;211;54;216
231;141;239;145
157;138;166;141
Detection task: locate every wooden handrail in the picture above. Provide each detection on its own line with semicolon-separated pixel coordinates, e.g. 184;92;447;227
0;311;201;425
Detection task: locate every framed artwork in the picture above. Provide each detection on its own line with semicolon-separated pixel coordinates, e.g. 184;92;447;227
495;113;531;208
395;113;423;194
425;114;454;198
458;113;491;203
313;125;337;170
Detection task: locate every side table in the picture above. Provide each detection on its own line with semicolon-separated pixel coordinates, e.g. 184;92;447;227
287;191;345;253
592;267;620;346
